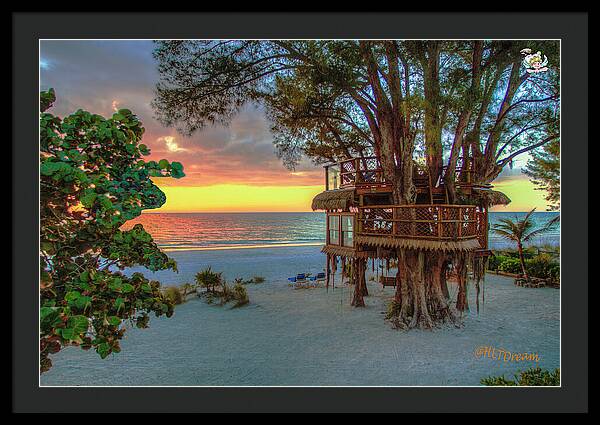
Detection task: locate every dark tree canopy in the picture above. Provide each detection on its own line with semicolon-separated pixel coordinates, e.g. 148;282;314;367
153;40;559;204
40;89;184;372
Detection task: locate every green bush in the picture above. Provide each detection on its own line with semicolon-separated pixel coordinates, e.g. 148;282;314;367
488;255;510;271
481;367;560;386
203;280;250;308
498;257;523;274
489;251;560;280
163;286;184;305
232;283;249;307
495;248;535;260
526;254;560;280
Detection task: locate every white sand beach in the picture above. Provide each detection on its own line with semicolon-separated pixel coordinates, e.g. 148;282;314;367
40;245;560;386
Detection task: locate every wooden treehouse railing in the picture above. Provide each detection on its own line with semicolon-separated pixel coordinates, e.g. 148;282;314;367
339;156;387;188
324;156;489;192
357;204;483;241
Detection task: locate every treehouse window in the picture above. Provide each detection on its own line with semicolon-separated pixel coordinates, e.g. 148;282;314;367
341;215;354;247
327;165;340;190
328;215;340;245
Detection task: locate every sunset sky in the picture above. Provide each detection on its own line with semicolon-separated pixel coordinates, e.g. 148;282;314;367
40;40;553;213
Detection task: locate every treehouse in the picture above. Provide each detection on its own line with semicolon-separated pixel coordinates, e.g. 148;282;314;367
311;155;511;305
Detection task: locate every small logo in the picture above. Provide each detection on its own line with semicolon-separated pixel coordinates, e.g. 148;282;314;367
520;48;549;74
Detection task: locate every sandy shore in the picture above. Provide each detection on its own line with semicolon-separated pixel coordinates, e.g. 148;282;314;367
41;245;560;386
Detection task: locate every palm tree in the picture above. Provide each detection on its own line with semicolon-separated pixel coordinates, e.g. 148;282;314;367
491;209;558;280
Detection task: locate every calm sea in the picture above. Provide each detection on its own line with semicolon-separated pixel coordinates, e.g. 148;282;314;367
123;211;560;251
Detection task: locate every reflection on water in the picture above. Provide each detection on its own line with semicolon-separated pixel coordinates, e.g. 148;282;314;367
122;212;326;249
122;211;559;250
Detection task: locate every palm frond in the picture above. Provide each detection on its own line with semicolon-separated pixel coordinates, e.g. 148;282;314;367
523;227;550;242
491;228;518;241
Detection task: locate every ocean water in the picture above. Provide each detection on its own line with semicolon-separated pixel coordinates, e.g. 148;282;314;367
123;211;560;251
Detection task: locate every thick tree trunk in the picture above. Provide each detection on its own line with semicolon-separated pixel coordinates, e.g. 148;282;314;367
389;249;460;329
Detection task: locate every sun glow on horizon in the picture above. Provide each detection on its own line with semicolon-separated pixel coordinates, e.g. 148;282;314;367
151;184;324;213
150;176;552;214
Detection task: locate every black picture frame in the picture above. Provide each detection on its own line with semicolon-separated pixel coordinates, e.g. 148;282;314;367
13;11;588;413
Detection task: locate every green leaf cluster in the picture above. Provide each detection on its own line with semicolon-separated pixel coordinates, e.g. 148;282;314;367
481;367;560;386
40;90;185;372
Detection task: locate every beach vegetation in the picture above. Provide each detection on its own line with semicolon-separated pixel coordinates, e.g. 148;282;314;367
163;286;184;305
194;268;251;308
232;275;265;285
179;282;197;299
195;267;223;293
231;283;250;307
488;251;559;282
491;209;558;280
481;367;560;386
39;89;185;372
201;281;250;308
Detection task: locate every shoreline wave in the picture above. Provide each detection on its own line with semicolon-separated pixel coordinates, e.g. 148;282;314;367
161;241;325;252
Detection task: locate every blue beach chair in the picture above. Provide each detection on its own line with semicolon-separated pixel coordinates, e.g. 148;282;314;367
309;272;326;286
288;273;308;287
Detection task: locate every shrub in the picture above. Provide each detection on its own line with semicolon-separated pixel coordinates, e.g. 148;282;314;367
498;257;523;274
488;255;510;271
496;248;535;260
195;266;222;292
163;286;184;305
252;276;266;284
481;367;560;386
526;254;560;280
489;252;560;281
232;283;249;308
179;283;197;299
203;280;250;308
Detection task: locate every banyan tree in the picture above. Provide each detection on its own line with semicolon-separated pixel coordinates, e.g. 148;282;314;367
152;40;560;329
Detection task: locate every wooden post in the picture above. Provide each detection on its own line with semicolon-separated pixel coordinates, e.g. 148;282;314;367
325;166;329;191
326;212;329;245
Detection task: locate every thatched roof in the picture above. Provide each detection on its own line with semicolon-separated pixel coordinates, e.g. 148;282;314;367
354;235;481;252
321;245;378;259
311;188;355;211
472;189;511;207
322;245;357;258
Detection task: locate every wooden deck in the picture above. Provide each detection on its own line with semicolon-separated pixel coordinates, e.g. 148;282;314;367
323;204;487;255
